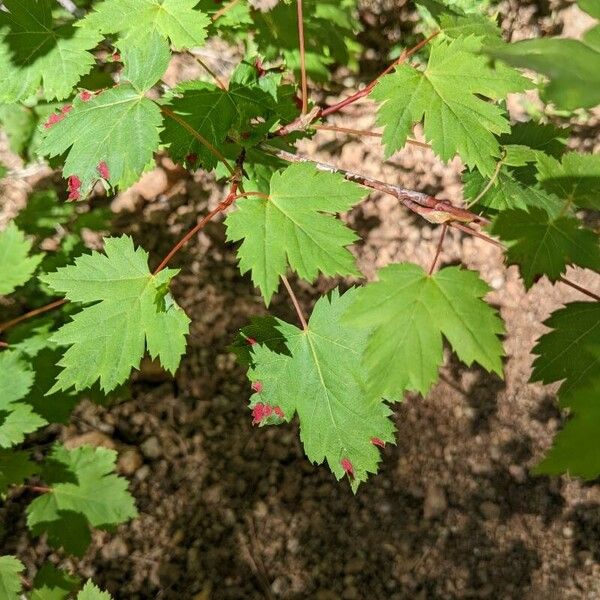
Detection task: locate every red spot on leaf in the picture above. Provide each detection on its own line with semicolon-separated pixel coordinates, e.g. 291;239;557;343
251;381;263;393
254;57;267;78
341;458;354;479
241;132;251;140
246;337;257;346
79;90;93;102
371;437;385;448
44;112;65;129
274;406;284;418
97;161;110;180
185;153;198;165
67;175;82;201
294;95;303;110
111;52;121;62
252;402;272;425
61;104;73;114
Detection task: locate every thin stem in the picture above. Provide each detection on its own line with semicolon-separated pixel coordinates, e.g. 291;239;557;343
281;275;308;331
0;298;67;334
313;124;430;148
320;30;439;118
23;484;52;494
153;193;237;275
191;54;227;90
212;0;240;21
449;221;504;248
467;157;504;208
559;276;600;301
428;224;448;275
296;0;309;114
160;106;234;176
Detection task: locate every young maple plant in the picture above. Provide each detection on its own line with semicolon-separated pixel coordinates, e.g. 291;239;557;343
0;0;599;592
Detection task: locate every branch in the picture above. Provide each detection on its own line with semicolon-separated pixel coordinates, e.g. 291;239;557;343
271;31;440;138
0;298;67;334
259;143;489;227
153;151;246;274
313;124;431;149
296;0;309;114
189;53;228;91
428;224;448;275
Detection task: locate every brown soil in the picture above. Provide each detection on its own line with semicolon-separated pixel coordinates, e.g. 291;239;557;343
2;1;600;599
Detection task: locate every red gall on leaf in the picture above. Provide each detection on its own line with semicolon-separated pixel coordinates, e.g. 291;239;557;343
97;161;110;180
371;437;385;448
254;57;267;78
61;104;73;114
251;381;263;393
44;112;65;129
274;406;284;418
111;52;121;62
79;90;93;102
341;458;354;479
185;153;198;165
252;402;272;425
246;337;257;346
67;175;82;201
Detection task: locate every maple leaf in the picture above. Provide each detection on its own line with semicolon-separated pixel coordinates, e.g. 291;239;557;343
463;169;562;214
77;581;113;600
248;289;395;490
0;556;24;600
0;450;37;494
40;236;190;393
0;0;101;102
536;152;600;210
226;163;365;304
491;207;600;288
27;444;137;554
531;303;600;479
371;35;529;176
82;0;210;50
0;222;43;295
0;351;47;448
31;564;80;600
39;84;162;199
344;264;505;398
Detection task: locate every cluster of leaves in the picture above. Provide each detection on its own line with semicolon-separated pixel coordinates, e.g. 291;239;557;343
0;0;599;585
0;556;113;600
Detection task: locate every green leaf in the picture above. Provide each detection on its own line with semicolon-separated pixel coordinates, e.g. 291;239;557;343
0;449;37;493
27;445;137;550
491;208;600;288
248;289;395;490
39;84;163;198
14;191;76;238
487;27;600;110
82;0;209;49
0;222;43;295
531;303;600;479
31;564;80;600
417;0;503;44
536;152;600;210
579;0;600;18
0;351;47;448
117;30;171;93
229;316;290;368
463;168;562;214
0;0;101;102
0;556;24;600
344;264;504;398
29;508;91;557
41;236;190;393
226;163;365;304
372;36;529;176
0;104;36;155
77;581;113;600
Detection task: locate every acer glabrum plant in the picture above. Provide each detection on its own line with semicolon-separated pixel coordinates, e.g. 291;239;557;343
0;0;599;593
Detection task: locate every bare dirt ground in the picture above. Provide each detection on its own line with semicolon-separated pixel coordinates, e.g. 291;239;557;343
2;1;600;599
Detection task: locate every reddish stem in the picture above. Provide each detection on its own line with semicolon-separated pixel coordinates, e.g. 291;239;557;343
212;0;240;21
559;276;600;301
428;223;448;275
314;124;430;148
296;0;309;114
320;30;440;118
0;298;67;334
281;275;308;331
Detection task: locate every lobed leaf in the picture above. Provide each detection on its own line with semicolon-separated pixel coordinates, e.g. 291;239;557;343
0;222;43;295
